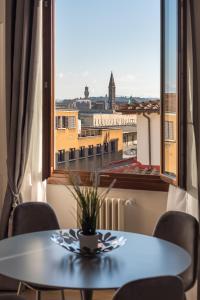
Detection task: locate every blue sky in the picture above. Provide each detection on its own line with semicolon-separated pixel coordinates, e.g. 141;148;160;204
55;0;160;99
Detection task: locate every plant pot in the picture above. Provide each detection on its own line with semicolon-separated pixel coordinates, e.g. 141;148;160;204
79;232;99;251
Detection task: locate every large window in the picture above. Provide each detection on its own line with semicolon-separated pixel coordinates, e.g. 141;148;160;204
43;0;186;190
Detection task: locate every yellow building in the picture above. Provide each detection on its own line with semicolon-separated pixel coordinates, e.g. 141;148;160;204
55;109;123;169
164;113;177;176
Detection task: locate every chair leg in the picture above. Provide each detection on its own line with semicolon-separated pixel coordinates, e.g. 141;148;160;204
17;282;23;296
61;290;65;300
36;290;41;300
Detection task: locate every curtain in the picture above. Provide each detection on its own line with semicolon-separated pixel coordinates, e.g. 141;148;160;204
0;0;42;239
21;1;46;203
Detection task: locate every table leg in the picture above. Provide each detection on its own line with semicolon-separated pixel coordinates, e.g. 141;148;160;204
81;289;93;300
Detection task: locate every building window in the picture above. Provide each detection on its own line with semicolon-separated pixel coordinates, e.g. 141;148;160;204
63;116;68;128
79;146;85;158
111;141;116;153
69;148;76;160
164;121;174;140
58;150;65;162
104;142;109;153
88;145;94;156
96;144;101;155
68;116;76;129
56;116;62;129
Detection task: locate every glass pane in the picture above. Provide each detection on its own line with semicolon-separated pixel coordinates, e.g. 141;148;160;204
163;0;178;178
54;0;160;175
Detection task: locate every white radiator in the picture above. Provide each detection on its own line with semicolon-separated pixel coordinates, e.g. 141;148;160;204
98;198;126;231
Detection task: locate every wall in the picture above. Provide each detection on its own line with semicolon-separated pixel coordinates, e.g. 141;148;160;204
0;0;7;212
47;184;168;235
137;113;160;166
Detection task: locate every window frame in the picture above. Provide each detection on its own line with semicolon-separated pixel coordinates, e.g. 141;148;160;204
160;0;187;188
42;0;169;192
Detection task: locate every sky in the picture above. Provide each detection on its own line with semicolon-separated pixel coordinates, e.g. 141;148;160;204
55;0;160;99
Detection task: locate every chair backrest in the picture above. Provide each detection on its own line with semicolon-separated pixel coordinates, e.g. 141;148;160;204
153;211;199;291
12;202;60;236
113;276;184;300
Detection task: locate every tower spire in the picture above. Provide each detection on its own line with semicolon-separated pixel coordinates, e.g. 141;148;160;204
84;85;89;99
108;72;116;110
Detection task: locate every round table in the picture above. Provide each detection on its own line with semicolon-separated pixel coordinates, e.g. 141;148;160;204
0;230;191;300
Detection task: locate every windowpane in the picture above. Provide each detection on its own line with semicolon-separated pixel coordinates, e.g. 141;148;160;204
54;0;160;175
162;0;178;178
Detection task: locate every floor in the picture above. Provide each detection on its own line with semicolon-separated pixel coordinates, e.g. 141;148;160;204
21;289;114;300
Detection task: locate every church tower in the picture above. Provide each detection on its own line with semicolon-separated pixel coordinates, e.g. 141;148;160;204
84;86;89;99
108;72;116;110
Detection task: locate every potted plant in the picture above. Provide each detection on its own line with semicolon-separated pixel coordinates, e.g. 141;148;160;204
67;172;116;252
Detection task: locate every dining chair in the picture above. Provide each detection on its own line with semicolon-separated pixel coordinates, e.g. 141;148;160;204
113;276;185;300
12;202;65;300
153;211;199;292
0;296;25;300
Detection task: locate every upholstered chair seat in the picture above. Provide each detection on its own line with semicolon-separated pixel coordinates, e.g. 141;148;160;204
153;211;199;292
113;276;184;300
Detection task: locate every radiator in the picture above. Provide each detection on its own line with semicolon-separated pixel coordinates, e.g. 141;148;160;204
98;198;126;231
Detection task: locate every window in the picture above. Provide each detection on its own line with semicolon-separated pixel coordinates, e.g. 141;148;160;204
79;146;86;158
161;0;186;187
104;143;109;153
164;121;174;141
88;145;94;156
63;116;68;128
111;141;116;153
56;116;62;129
68;116;76;129
43;0;186;191
58;150;65;162
96;144;102;155
69;148;76;160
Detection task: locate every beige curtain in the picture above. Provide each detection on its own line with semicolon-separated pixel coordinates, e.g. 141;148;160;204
21;1;46;203
0;0;42;239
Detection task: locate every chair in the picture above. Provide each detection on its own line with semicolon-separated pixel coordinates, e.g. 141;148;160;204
12;202;65;300
0;296;25;300
153;211;199;292
113;276;185;300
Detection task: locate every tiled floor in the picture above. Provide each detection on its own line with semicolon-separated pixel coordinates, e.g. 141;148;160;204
21;289;114;300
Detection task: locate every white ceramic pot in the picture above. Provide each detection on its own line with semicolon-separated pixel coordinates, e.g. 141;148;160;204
79;232;99;251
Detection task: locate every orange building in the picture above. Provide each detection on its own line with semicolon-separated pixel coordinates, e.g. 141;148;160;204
55;109;123;170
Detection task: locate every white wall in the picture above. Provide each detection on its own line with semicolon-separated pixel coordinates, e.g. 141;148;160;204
0;0;7;212
137;113;160;166
47;184;168;235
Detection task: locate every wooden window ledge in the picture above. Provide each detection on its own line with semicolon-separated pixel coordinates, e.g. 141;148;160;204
47;171;169;192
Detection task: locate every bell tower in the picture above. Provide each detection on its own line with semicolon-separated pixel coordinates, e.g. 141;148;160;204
84;86;89;99
108;72;116;110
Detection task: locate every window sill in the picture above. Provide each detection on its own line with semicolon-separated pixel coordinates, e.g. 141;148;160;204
47;171;169;192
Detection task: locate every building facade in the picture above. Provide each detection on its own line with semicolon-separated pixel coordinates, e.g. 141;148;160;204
55;109;123;171
79;112;136;127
